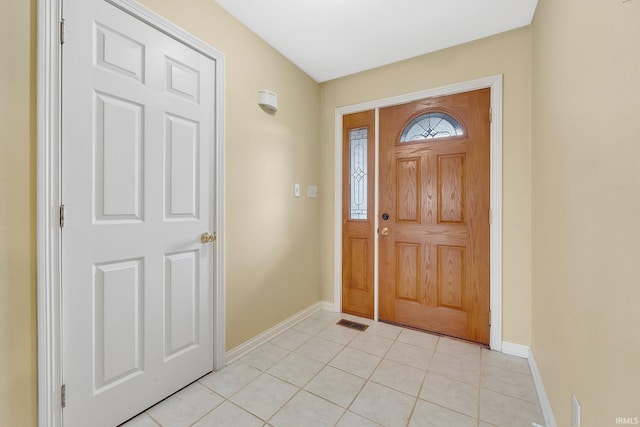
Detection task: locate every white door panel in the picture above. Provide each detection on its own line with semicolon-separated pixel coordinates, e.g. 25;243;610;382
94;258;144;390
166;114;200;219
94;93;144;221
62;0;216;425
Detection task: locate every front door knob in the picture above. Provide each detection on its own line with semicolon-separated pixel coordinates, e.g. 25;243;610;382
380;227;389;236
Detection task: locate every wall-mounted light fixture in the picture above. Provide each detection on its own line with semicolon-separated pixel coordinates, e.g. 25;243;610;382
257;90;278;114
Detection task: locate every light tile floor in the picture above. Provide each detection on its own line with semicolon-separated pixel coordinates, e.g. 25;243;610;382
121;310;545;427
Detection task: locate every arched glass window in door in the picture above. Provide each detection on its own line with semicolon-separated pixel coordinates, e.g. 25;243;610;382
399;112;463;142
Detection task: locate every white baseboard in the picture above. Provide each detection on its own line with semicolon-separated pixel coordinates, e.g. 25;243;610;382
500;342;556;427
319;300;337;312
502;341;530;358
225;301;332;365
528;347;557;427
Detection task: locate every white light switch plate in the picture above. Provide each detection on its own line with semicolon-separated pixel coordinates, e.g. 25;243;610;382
294;183;300;197
307;185;318;198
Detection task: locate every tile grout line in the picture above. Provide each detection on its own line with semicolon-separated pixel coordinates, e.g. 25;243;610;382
410;339;493;425
478;348;485;426
267;315;363;426
342;324;405;426
255;316;348;425
140;412;163;427
265;317;340;423
187;387;227;427
215;317;339;424
406;335;439;427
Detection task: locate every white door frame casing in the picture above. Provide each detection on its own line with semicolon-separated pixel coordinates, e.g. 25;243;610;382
333;76;503;350
36;1;226;426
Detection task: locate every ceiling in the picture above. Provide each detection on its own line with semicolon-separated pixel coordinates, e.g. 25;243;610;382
214;0;539;82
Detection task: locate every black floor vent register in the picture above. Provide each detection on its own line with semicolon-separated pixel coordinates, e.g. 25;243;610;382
336;319;369;331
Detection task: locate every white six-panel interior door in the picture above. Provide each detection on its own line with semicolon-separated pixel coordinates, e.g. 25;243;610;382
61;0;218;425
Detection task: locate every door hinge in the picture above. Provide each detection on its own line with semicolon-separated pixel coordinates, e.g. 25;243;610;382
61;384;66;408
60;19;66;44
488;208;492;225
489;107;492;123
59;204;65;228
489;310;492;327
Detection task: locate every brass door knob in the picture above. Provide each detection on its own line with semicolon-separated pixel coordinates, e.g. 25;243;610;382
201;232;217;243
380;227;389;236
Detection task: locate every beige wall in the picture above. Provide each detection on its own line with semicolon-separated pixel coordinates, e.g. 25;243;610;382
320;27;533;346
1;1;320;425
531;0;640;425
0;0;37;425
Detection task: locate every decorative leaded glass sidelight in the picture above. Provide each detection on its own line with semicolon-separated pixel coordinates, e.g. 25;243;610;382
400;112;463;142
349;128;368;219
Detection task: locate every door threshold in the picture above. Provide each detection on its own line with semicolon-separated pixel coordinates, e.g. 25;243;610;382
378;319;489;349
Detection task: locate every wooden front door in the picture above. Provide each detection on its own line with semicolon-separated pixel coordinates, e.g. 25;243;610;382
378;89;491;344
